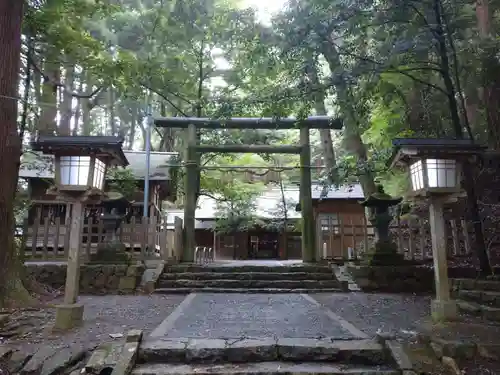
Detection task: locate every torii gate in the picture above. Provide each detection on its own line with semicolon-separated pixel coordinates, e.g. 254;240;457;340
154;116;343;263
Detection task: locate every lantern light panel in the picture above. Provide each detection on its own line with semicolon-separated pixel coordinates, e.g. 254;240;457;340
409;158;458;191
59;156;107;189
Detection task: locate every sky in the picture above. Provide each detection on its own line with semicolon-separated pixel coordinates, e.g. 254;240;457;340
242;0;287;24
211;0;287;81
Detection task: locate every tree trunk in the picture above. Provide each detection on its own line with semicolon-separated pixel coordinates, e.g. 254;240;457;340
73;78;82;136
279;174;288;259
0;0;32;306
159;102;175;152
59;64;75;136
108;87;116;136
476;0;500;150
434;0;491;275
320;42;376;196
305;59;338;182
128;105;137;150
38;48;59;135
81;70;94;136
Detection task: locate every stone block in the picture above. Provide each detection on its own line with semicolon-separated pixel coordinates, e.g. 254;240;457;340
39;345;87;375
481;305;500;321
481;292;500;307
126;265;140;277
431;299;459;322
476;280;499;291
329;339;387;365
118;276;137;292
139;339;189;363
111;341;140;375
126;329;143;343
85;343;123;373
340;280;349;292
434;338;477;359
20;347;58;375
442;356;461;375
225;339;278;362
430;342;444;359
277;338;339;361
385;340;413;370
185;339;227;362
53;303;84;330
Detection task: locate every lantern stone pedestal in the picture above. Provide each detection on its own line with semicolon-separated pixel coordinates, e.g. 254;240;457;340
54;200;84;330
54;303;84;330
429;197;459;322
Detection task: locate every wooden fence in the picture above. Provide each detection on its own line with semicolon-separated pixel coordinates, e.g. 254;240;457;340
18;215;183;262
318;215;473;262
17;213;472;263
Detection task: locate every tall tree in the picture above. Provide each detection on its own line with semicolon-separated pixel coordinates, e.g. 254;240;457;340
0;0;27;306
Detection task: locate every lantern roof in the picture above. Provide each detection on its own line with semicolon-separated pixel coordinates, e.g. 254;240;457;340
359;185;402;207
388;138;486;168
31;136;129;167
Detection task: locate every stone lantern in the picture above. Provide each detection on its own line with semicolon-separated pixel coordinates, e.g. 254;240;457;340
31;135;128;329
90;192;133;264
388;138;485;322
359;185;403;265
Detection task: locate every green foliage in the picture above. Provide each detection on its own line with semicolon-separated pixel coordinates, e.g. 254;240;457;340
20;0;500;203
212;180;264;234
106;167;137;200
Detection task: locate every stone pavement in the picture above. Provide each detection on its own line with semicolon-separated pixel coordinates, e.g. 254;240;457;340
150;293;367;340
136;293;409;374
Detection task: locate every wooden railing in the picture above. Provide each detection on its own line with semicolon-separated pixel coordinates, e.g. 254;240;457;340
18;215;183;262
318;215;473;262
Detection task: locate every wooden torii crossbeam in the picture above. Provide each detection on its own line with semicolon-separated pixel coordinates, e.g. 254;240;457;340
154;116;344;263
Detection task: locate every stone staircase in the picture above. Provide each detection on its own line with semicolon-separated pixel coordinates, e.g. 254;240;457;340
154;264;348;293
451;278;500;322
133;336;409;375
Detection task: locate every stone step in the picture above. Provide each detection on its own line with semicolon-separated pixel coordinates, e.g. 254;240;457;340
457;300;500;321
132;362;400;375
163;265;334;274
157;279;342;289
160;272;337;281
138;338;390;366
451;278;500;292
153;287;346;294
458;290;500;308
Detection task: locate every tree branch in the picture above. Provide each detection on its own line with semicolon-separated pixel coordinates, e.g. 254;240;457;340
30;60;104;99
140;82;191;117
199;191;228;202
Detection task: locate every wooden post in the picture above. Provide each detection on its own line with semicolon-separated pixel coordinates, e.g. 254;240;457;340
183;123;197;262
299;124;316;262
174;216;183;261
54;200;84;330
429;197;458;322
64;201;83;304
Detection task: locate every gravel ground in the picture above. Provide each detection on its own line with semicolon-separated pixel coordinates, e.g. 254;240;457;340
312;292;431;336
3;294;186;352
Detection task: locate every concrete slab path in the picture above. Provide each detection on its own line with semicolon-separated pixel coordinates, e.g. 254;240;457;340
150;293;368;340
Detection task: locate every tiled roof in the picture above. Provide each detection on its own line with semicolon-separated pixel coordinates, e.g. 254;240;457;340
311;183;365;200
19;150;178;181
164;183;364;228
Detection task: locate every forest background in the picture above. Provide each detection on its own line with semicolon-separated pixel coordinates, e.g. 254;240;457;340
0;0;499;303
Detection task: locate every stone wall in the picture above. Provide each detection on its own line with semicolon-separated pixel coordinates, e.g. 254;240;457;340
346;265;484;293
25;263;146;295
